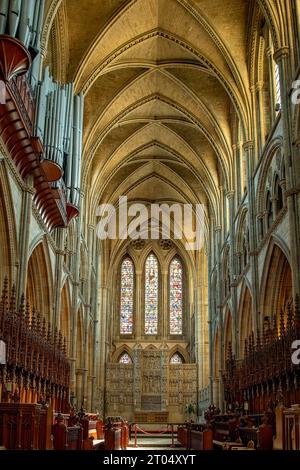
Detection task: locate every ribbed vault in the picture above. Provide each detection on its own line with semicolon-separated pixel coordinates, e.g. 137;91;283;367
42;0;286;235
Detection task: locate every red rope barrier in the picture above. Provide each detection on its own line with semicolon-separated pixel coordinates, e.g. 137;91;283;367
135;424;171;436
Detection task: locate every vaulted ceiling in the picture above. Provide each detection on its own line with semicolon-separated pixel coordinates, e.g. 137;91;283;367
44;0;261;233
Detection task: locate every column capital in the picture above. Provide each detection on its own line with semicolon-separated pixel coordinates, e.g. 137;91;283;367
266;45;273;57
243;141;254;152
226;190;235;201
274;46;289;62
255;81;264;92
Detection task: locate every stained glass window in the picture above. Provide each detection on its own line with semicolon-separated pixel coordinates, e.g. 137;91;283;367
170;353;183;364
169;258;183;335
145;253;159;334
275;63;281;111
120;258;134;335
119;352;132;364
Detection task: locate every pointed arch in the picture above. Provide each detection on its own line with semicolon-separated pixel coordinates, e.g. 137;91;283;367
273;174;284;215
118;352;132;364
60;281;71;355
0;163;17;287
260;239;292;325
169;344;190;364
144;252;160;335
238;283;253;358
120;255;135;335
26;240;54;322
169;256;183;335
170;352;184;364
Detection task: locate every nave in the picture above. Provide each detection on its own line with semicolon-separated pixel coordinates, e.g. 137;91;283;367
0;0;300;453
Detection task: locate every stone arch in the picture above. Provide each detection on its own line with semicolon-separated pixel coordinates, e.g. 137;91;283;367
0;163;18;286
260;239;292;325
256;138;282;214
168;345;190;364
60;281;71;355
26;240;54;322
238;282;253;358
111;345;133;363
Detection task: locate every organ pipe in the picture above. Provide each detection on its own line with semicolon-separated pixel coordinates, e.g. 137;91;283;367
1;3;84;216
3;0;44;49
8;0;21;38
0;0;9;35
34;68;84;210
1;0;45;90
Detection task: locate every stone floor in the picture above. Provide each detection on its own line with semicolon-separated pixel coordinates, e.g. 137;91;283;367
128;436;185;450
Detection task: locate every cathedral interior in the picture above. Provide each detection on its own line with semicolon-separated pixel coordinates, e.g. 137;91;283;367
0;0;300;452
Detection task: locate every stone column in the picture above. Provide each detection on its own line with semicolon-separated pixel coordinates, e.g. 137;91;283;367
135;271;142;339
99;284;108;417
133;348;142;410
266;43;276;123
256;82;267;153
92;251;100;412
52;229;65;331
215;225;224;411
70;207;82;403
162;270;168;338
295;1;300;44
233;144;241;206
243;141;259;333
207;244;214;405
81;307;90;408
76;368;84;406
194;282;201;390
274;47;300;297
213;378;219;409
87;225;95;304
16;175;35;304
227;190;238;355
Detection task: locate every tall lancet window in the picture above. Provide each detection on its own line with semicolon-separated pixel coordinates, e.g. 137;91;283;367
120;257;134;335
145;253;159;335
169;257;183;335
